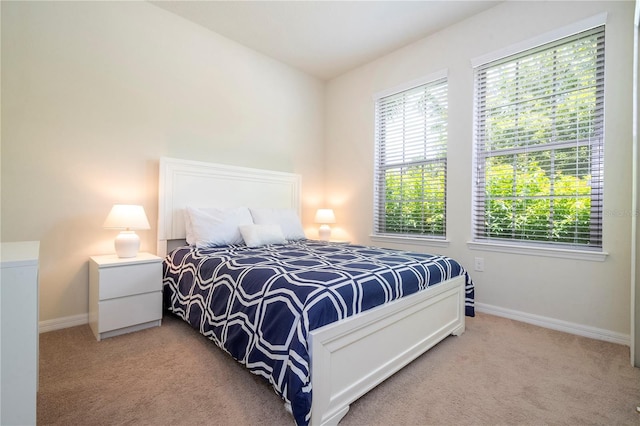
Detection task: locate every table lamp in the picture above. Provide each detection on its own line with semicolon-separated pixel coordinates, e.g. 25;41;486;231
314;209;336;241
103;204;150;258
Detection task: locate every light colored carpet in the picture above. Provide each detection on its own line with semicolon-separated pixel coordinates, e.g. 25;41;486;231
38;313;640;425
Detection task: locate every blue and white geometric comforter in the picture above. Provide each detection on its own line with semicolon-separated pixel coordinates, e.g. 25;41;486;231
163;240;474;425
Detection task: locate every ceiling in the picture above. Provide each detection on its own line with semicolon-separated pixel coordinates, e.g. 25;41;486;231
150;1;501;80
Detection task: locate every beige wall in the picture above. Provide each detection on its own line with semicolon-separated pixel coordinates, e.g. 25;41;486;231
1;2;325;322
325;1;635;337
633;0;639;365
2;0;636;340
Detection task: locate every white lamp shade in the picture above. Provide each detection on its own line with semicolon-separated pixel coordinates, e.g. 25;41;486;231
103;204;150;230
314;209;336;224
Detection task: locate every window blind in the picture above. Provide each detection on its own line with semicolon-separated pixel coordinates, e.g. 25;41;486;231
473;26;605;249
374;77;448;238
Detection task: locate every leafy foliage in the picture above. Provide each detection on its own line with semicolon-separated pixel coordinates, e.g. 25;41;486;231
483;160;592;244
381;163;446;236
380;160;592;244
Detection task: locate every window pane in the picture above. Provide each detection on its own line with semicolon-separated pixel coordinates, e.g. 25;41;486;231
380;163;446;235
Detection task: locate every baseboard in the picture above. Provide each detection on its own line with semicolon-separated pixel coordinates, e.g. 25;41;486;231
475;302;630;346
40;305;630;347
39;313;88;333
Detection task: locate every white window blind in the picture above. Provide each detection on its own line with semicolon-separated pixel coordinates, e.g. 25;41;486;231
374;77;448;238
473;26;605;249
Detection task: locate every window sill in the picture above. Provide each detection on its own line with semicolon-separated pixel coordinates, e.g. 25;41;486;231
466;241;608;262
370;234;450;248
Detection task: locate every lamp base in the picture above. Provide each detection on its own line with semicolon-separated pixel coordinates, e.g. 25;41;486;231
318;225;331;241
114;231;140;258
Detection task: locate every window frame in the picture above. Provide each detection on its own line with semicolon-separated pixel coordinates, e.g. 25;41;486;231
470;15;608;260
372;70;449;242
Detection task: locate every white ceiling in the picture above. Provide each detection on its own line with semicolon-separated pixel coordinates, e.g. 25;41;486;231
150;1;501;80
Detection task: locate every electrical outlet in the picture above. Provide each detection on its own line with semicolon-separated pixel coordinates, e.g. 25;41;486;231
474;257;485;272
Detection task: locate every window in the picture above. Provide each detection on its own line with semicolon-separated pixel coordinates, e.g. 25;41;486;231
374;74;448;238
473;26;605;250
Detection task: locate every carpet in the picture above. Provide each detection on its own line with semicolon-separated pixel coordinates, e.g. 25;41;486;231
38;312;640;425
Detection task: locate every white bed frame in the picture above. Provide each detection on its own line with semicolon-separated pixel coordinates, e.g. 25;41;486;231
157;157;466;426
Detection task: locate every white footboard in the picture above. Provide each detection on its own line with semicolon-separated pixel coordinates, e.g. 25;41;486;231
308;275;466;426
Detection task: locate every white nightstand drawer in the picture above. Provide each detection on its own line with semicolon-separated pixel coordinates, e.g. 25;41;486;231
98;292;162;333
99;262;161;300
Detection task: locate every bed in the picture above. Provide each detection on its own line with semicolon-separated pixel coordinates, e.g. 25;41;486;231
157;157;475;426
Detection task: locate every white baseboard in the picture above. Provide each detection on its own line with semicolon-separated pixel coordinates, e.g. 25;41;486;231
40;305;630;347
39;313;88;334
475;302;630;346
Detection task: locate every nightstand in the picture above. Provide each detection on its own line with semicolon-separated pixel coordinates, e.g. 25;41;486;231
89;252;162;341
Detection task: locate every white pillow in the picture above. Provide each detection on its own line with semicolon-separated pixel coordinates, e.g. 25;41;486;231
239;224;286;248
184;209;196;245
250;208;306;240
185;206;254;248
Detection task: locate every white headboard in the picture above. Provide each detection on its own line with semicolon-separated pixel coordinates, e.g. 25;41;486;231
157;157;302;256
